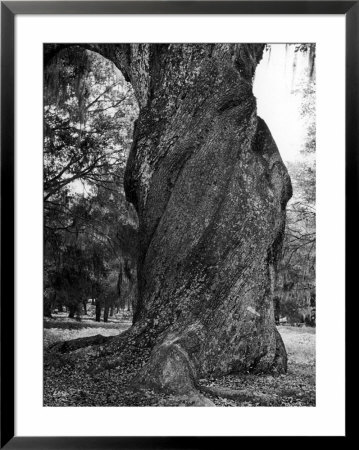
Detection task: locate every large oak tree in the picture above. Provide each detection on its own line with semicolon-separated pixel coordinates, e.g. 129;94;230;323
45;44;292;396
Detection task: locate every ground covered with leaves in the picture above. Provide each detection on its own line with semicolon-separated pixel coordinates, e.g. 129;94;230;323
44;314;315;407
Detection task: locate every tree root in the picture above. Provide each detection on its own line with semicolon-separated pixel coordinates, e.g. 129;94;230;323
47;334;115;354
132;341;199;394
162;391;215;406
188;392;215;406
199;385;273;405
45;325;287;406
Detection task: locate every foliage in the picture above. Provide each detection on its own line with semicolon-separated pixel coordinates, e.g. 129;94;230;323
295;44;316;78
44;47;138;200
278;74;316;324
44;46;138;319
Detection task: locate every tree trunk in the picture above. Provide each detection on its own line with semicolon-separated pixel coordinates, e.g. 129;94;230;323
82;300;87;315
95;301;102;322
103;304;110;323
46;44;292;395
68;305;76;319
274;297;280;325
109;306;114;317
44;301;52;318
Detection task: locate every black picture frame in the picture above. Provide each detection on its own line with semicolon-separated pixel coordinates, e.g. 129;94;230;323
1;1;355;447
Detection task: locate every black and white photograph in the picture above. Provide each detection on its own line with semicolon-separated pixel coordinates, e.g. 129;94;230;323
43;43;316;407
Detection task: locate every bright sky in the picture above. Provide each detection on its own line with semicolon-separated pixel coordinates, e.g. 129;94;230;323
253;44;312;163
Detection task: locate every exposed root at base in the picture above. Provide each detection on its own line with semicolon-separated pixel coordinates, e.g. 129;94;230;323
163;391;215;406
199;385;272;404
132;341;199;395
128;385;215;407
44;325;288;406
48;334;115;354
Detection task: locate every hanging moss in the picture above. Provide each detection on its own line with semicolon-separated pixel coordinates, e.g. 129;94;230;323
308;45;316;79
44;47;92;112
293;43;316;80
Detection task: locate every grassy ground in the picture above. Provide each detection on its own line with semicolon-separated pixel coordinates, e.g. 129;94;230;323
44;316;315;407
44;313;131;348
198;325;315;406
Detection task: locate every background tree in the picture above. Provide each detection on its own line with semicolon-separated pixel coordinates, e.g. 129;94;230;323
44;47;138;200
277;60;316;325
44;47;139;321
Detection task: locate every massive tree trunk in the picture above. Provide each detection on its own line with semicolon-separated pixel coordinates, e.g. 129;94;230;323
45;44;292;395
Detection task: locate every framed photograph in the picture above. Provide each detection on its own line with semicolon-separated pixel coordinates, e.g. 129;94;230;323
1;1;354;447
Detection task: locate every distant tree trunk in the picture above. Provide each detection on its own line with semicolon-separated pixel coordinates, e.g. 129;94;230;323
82;300;87;315
46;44;292;396
44;301;52;318
68;305;76;319
274;297;280;325
103;304;110;323
109;306;114;317
95;300;102;322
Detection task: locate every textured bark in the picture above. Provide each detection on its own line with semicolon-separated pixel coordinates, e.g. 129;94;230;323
45;44;292;394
